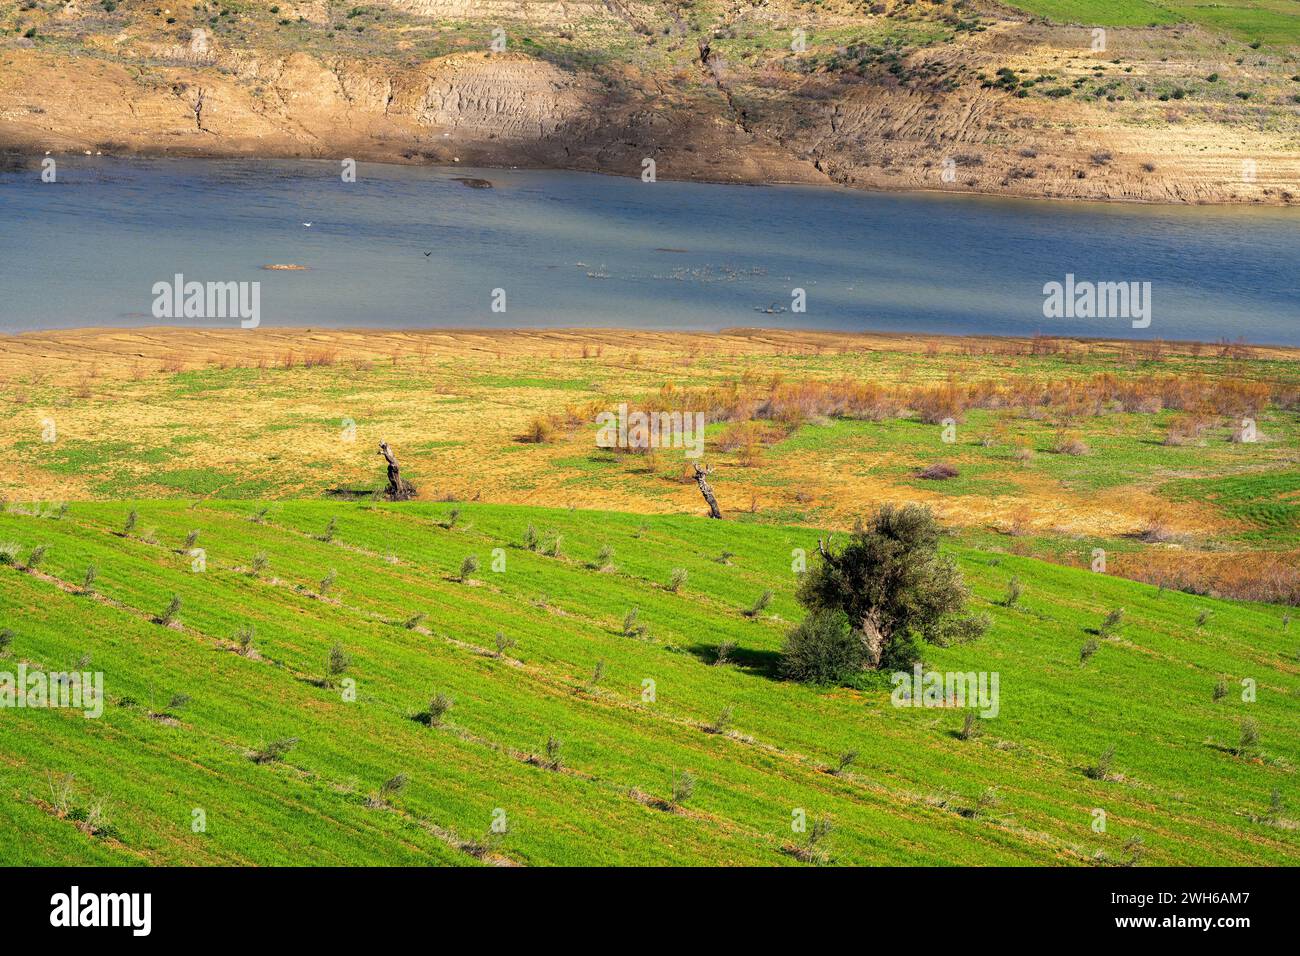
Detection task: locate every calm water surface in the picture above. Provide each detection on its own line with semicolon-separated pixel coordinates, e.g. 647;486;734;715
0;157;1295;342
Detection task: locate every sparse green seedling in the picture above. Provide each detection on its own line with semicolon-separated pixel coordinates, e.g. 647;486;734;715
494;631;517;658
251;736;298;764
667;567;688;592
743;590;773;618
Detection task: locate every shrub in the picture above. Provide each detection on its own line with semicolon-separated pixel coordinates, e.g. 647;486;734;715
589;659;606;687
403;612;425;630
458;554;479;581
1080;638;1099;664
318;517;337;542
1238;718;1259;757
184;529;200;549
595;544;614;570
442;508;461;530
494;631;517;657
670;770;696;807
622;607;647;638
1002;575;1022;608
780;609;869;685
0;627;12;656
743;590;773;618
1213;678;1227;701
1053;432;1089;455
521;415;557;443
795;505;986;671
544;735;563;770
367;773;408;807
523;523;539;551
546;533;564;558
1085;745;1115;780
959;710;981;741
160;594;182;627
251;737;298;764
917;461;959;480
0;542;18;566
319;569;337;596
706;705;734;734
714;640;735;666
235;625;255;656
327;642;349;681
24;544;47;570
123;510;137;534
832;750;858;775
426;693;453;726
796;814;833;864
252;552;269;575
1100;607;1124;637
667;567;688;592
1197;609;1212;629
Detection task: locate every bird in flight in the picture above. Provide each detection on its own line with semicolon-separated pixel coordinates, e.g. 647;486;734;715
424;251;432;257
302;222;313;227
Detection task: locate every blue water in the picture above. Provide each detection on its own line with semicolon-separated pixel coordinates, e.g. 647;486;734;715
0;157;1296;342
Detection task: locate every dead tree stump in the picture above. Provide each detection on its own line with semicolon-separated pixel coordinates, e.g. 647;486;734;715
378;442;416;501
692;463;722;519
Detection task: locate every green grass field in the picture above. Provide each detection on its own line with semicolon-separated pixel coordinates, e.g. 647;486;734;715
999;0;1299;44
1;500;1296;865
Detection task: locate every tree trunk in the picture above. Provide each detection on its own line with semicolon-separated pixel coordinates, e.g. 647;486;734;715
692;463;722;519
378;442;416;501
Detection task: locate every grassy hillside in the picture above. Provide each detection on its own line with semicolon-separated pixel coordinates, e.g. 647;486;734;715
999;0;1298;45
1;499;1296;865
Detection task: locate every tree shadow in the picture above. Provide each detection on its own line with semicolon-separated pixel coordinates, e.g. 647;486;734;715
325;487;378;500
685;643;783;680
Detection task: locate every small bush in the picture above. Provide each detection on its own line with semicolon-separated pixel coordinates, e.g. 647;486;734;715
426;693;453;726
251;737;298;764
441;508;461;530
832;750;858;775
1238;718;1259;757
252;552;269;576
544;735;563;770
0;627;12;656
743;590;773;618
403;612;425;630
706;705;734;734
184;529;200;550
670;770;696;807
667;567;688;592
160;594;182;627
918;461;959;480
458;554;479;581
1085;745;1115;781
958;710;981;741
367;773;408;807
494;631;517;657
1213;678;1227;701
1100;607;1124;637
622;607;647;638
327;642;349;681
124;510;137;534
0;542;18;565
523;523;539;551
595;544;614;571
1080;637;1099;664
1002;576;1022;608
235;624;255;656
319;569;337;596
780;609;869;685
24;544;47;570
589;659;607;687
317;517;337;542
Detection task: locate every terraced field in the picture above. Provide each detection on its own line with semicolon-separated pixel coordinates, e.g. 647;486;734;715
1;500;1296;865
